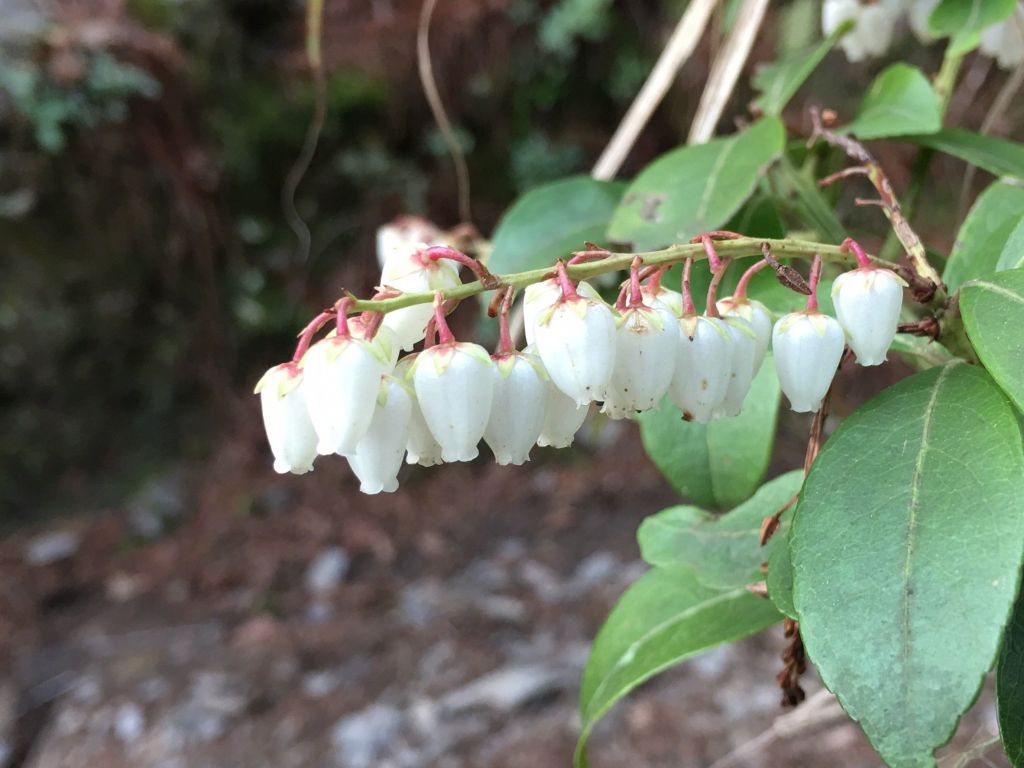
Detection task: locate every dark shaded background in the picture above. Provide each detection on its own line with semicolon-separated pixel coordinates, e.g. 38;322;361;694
0;0;1019;765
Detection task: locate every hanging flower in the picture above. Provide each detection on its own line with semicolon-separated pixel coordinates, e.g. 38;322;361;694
717;295;772;374
980;15;1024;69
832;240;907;366
602;302;678;419
773;312;846;413
394;355;444;467
376;215;444;269
669;315;733;423
485;351;549;465
254;363;319;474
379;246;462;351
523;278;602;346
823;0;904;62
347;375;413;494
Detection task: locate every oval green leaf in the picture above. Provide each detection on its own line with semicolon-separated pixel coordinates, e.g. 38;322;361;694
575;566;781;767
843;64;941;141
766;526;796;620
996;219;1024;271
943;180;1024;291
960;268;1024;411
908;129;1024;180
488;176;626;274
998;590;1024;767
792;362;1024;768
638;470;804;589
607;118;785;251
928;0;1017;55
637;355;781;509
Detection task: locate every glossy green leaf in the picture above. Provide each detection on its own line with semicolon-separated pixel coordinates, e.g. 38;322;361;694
793;362;1024;768
844;64;941;140
960;268;1024;412
607;118;785;251
752;21;851;116
488;176;625;274
944;180;1024;291
928;0;1017;55
998;590;1024;767
637;355;781;509
996;219;1024;271
575;566;781;767
766;526;796;620
908;129;1024;180
638;470;804;589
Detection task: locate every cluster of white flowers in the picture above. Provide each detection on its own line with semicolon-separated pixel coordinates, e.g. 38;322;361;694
256;235;906;495
824;0;1024;68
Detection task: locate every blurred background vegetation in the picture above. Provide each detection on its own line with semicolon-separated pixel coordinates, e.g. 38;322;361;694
0;0;1009;522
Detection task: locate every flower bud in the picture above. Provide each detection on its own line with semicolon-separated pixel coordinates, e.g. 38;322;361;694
484;352;548;465
254;363;318;474
534;296;617;406
602;304;679;419
772;311;846;413
380;247;461;351
831;266;905;366
302;334;392;456
395;354;443;466
412;342;495;462
347;375;412;494
716;316;759;418
717;296;772;373
523;278;601;346
669;316;732;423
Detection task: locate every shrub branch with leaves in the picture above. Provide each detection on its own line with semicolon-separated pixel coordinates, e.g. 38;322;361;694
258;1;1024;766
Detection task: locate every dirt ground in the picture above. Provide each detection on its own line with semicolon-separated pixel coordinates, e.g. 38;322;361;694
0;405;1008;768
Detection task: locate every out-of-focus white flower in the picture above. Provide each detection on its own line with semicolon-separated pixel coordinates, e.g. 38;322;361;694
412;342;495;462
523;278;601;346
484;352;548;465
980;13;1024;69
772;312;846;413
908;0;941;42
347;375;412;494
601;303;679;419
716;316;759;418
534;295;618;406
717;296;772;373
823;0;903;61
395;355;443;467
535;350;589;448
379;248;461;351
669;315;732;423
376;216;444;269
255;363;319;474
832;266;906;366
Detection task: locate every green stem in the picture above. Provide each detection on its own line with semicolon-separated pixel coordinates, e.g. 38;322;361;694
350;237;898;314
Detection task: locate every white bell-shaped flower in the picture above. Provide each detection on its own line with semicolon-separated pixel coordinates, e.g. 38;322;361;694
980;15;1024;69
346;319;398;370
395;355;443;466
412;342;496;462
831;266;906;366
640;283;684;319
717;295;772;373
534;295;618;406
380;248;462;351
376;216;443;269
536;375;589;448
908;0;940;42
772;312;846;413
823;0;902;61
716;316;759;418
254;363;318;474
669;315;732;423
303;334;392;456
601;304;679;419
347;375;413;494
523;278;601;346
484;352;548;465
